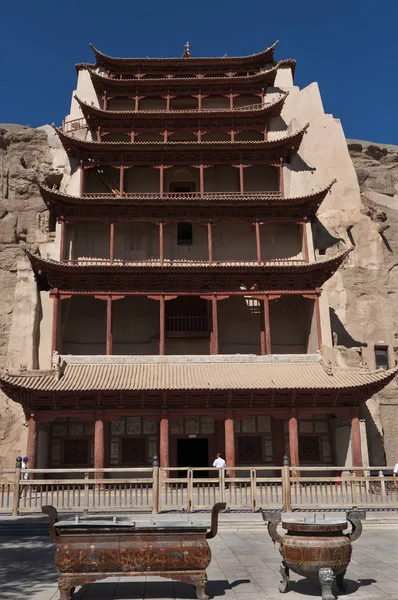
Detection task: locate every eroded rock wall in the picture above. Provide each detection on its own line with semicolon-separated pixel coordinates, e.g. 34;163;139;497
0;125;56;468
320;140;398;464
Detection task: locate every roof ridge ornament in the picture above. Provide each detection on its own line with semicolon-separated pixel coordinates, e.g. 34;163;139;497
183;41;191;58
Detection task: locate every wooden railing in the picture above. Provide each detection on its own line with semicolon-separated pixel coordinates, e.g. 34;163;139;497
1;465;397;516
81;191;282;200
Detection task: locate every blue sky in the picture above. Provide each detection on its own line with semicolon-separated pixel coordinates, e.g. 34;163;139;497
1;0;397;144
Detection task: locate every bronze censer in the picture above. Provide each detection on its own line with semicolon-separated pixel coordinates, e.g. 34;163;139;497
262;509;365;600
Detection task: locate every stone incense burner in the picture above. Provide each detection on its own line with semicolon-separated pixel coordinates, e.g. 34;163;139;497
262;509;365;600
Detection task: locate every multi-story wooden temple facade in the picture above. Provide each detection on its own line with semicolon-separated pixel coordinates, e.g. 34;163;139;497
1;41;396;473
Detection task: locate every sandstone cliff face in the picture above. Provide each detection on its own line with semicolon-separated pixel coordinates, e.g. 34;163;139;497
318;140;398;464
0;125;55;468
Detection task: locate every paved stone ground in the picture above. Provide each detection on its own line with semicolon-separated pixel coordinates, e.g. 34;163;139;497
1;529;398;600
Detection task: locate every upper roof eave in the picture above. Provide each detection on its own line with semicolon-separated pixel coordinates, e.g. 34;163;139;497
86;61;295;92
54;123;309;161
25;246;352;275
38;180;334;210
88;41;279;68
74;93;289;125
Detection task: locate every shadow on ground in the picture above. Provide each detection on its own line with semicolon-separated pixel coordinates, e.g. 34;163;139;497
0;537;58;598
290;577;376;597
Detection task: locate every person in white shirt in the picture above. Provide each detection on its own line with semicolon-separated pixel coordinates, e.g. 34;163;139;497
393;463;398;488
213;453;226;468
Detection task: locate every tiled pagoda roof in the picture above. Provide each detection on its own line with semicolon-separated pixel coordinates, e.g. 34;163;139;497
87;63;293;94
38;180;335;220
86;41;280;69
1;355;396;407
75;93;288;130
55;125;309;163
25;247;352;293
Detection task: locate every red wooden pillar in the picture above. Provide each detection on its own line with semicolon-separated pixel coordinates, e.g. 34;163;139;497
106;297;112;355
199;165;204;196
279;159;284;197
52;294;60;354
109;222;115;263
288;413;299;467
239;165;244;194
119;165;124;196
160;413;169;468
159;296;165;355
26;416;37;472
94;413;104;479
207;222;213;264
224;410;235;473
315;295;322;350
255;222;261;264
210;296;218;355
59;219;65;261
302;222;309;262
159;166;164;197
79;164;84;197
351;412;363;471
159;222;164;264
263;295;271;354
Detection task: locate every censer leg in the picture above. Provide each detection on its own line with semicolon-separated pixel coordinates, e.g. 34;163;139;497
318;568;336;600
336;570;347;592
278;561;290;593
192;574;209;600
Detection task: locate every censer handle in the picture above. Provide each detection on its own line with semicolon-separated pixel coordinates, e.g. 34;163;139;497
262;510;283;544
268;521;284;544
346;509;365;542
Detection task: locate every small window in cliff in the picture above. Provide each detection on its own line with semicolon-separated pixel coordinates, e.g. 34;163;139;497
375;346;389;370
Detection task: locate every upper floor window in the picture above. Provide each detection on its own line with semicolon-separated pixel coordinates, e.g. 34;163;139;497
375;345;389;370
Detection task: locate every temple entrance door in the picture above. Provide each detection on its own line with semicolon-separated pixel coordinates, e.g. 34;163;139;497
177;438;209;477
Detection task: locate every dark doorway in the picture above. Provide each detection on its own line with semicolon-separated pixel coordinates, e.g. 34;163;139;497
177;438;209;477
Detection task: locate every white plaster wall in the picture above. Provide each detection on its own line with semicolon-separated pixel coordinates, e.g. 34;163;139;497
66;70;99;122
113;297;159;354
115;222;159;260
164;223;208;261
213;223;256;261
38;291;54;369
219;296;261;354
62;297;106;354
66;221;110;259
269;295;313;354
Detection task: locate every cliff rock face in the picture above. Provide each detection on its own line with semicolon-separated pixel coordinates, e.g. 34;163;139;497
320;140;398;464
0;125;58;468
